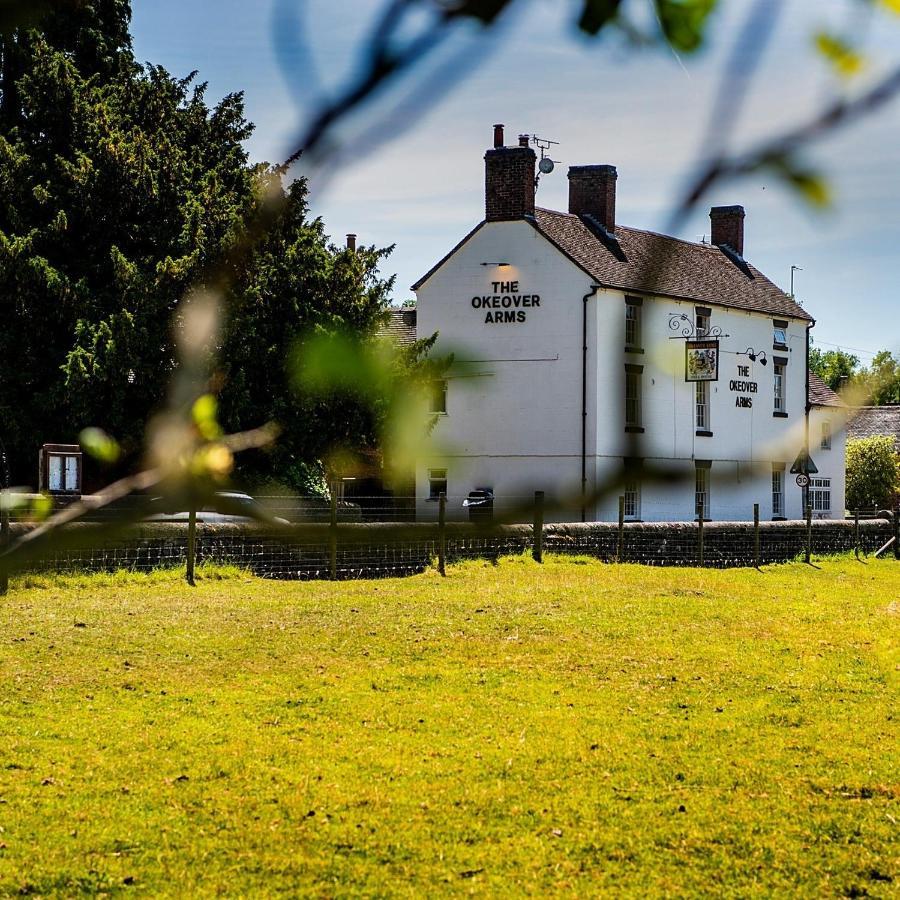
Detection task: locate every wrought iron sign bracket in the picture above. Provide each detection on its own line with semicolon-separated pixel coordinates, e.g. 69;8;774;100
667;313;729;340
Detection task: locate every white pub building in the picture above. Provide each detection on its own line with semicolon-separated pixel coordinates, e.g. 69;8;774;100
412;125;845;522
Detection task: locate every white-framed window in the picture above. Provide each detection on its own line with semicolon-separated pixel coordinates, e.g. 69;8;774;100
696;308;710;338
773;362;786;413
625;365;642;428
773;328;788;348
428;468;447;500
625;298;642;349
623;459;642;520
695;380;710;431
623;480;641;520
810;477;831;514
695;463;710;519
772;466;785;518
429;380;447;414
820;420;832;450
48;454;79;492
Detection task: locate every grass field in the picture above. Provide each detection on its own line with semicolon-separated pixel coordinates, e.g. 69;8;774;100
0;556;897;897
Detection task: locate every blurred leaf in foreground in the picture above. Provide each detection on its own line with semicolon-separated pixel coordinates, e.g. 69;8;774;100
815;31;866;78
79;428;121;465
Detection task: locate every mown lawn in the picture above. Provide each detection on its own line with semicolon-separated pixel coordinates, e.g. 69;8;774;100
0;556;897;897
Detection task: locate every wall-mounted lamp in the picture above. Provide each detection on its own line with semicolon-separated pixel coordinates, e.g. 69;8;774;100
741;348;768;366
480;262;510;267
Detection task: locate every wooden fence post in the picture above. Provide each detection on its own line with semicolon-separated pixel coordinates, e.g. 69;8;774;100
698;499;705;567
894;506;899;561
805;505;812;564
617;496;625;563
186;507;196;586
532;491;544;564
753;503;760;569
438;492;447;576
854;509;860;560
0;501;9;596
329;489;338;581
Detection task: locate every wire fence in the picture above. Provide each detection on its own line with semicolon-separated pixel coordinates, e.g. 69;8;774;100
1;493;897;591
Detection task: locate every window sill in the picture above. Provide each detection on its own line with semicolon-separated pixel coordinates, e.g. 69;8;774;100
695;430;713;437
773;344;788;352
773;411;789;418
430;411;448;416
624;426;645;434
624;346;645;354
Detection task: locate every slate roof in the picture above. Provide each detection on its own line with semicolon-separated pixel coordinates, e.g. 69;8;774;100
531;208;813;321
412;211;812;322
808;373;844;407
847;406;900;447
380;307;417;346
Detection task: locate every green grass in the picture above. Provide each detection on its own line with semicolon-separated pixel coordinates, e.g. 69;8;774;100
0;556;897;897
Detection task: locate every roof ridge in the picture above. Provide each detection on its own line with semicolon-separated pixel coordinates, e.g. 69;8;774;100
536;207;733;254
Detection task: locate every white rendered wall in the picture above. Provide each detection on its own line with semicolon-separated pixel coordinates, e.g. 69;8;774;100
414;219;841;522
809;405;847;518
416;220;591;521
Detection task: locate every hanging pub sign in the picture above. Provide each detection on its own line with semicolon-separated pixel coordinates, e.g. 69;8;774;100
685;340;719;382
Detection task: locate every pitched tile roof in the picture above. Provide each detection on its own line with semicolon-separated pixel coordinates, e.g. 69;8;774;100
847;406;900;447
531;208;813;321
380;307;418;346
808;372;844;407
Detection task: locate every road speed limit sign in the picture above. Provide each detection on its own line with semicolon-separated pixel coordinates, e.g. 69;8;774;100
795;474;810;488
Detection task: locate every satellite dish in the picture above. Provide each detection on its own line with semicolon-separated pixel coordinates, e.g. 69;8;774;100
539;157;555;175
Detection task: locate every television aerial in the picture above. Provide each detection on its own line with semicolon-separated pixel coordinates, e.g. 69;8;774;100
528;134;560;188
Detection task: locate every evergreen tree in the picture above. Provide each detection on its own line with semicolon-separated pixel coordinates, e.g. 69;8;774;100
0;1;394;486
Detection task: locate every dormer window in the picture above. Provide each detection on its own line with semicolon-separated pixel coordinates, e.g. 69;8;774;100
696;306;711;338
773;320;788;350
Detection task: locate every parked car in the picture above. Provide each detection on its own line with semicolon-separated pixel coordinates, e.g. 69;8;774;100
144;491;290;525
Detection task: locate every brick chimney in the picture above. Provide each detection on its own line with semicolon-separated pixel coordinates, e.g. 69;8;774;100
710;205;745;256
568;165;617;231
346;233;357;251
484;124;536;221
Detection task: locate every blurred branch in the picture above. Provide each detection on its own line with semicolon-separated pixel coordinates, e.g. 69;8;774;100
671;60;900;230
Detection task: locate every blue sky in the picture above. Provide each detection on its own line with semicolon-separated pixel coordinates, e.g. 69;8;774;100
131;0;900;362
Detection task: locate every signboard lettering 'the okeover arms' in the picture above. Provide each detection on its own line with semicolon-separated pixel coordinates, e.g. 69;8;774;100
471;281;541;323
730;364;758;408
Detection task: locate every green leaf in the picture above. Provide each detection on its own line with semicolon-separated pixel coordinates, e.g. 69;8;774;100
192;394;223;441
79;428;121;465
31;494;53;521
653;0;718;53
578;0;623;35
814;31;865;78
762;153;832;209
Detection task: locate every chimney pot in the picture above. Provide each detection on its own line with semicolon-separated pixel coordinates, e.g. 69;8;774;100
518;134;530;148
346;233;357;251
567;164;618;231
493;123;504;149
710;205;745;256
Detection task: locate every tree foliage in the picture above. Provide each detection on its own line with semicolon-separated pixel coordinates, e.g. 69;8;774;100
0;1;397;488
845;436;899;511
809;346;900;404
808;347;860;392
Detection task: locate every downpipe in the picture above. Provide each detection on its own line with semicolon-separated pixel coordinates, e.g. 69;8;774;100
581;285;602;522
